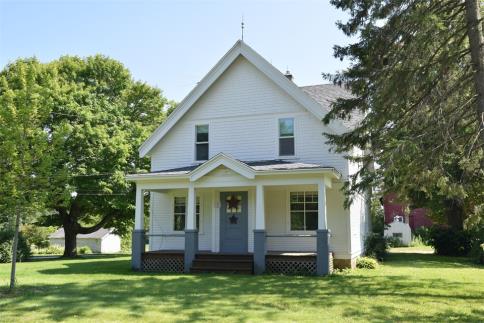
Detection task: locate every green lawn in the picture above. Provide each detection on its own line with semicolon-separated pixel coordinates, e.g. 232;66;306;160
0;253;483;322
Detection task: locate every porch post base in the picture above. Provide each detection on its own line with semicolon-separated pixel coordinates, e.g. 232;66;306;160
253;229;266;274
184;229;198;273
131;229;145;271
316;229;330;276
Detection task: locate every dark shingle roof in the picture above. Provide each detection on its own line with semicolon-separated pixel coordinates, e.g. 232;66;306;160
300;84;364;129
151;159;332;175
49;228;115;239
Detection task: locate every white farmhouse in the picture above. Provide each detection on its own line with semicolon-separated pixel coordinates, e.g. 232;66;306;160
127;40;370;275
49;228;121;253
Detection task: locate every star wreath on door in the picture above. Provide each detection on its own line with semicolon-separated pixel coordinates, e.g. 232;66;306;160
227;195;240;210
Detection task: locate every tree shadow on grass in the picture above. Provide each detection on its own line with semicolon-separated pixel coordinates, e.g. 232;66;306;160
383;253;481;269
2;268;483;322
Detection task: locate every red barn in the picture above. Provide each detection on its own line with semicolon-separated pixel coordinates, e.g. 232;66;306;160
382;193;433;231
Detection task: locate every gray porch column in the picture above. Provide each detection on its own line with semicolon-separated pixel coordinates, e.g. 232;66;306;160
184;229;198;273
316;229;330;276
184;183;198;273
254;184;266;274
131;229;145;271
132;185;145;271
253;229;266;274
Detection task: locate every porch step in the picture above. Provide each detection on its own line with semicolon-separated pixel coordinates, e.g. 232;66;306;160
190;253;253;274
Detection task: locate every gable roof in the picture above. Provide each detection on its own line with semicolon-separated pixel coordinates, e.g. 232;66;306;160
49;228;115;239
139;40;348;158
301;84;364;129
189;153;255;181
126;153;342;181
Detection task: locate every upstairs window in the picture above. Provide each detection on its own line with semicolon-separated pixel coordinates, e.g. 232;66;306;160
195;124;209;161
173;196;201;231
279;118;295;156
290;192;318;231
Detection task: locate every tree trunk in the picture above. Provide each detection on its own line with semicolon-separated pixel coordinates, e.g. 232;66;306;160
61;207;78;257
464;0;484;143
63;223;78;257
445;198;465;230
9;210;21;291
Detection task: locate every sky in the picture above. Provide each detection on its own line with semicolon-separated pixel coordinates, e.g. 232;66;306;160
0;0;352;101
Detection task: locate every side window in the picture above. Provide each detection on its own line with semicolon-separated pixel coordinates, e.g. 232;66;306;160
195;124;209;161
279;118;295;156
173;196;201;231
290;191;318;231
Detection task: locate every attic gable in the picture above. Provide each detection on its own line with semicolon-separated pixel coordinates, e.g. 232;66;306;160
139;40;347;157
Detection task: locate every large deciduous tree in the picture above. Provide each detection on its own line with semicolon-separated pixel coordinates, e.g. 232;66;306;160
323;0;484;228
0;56;168;257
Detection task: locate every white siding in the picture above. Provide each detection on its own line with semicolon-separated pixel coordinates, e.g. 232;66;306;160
264;183;351;259
347;147;370;258
149;190;213;251
149;182;353;259
150;56;349;177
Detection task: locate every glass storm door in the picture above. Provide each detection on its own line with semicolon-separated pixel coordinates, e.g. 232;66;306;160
219;191;248;253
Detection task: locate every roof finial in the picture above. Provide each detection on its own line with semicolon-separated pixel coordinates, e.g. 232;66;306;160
241;15;244;41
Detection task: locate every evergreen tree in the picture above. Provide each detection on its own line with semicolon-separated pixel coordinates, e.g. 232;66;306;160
324;0;484;228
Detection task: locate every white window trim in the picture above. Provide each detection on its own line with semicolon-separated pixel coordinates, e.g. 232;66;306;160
170;193;203;234
277;117;296;159
286;190;318;233
194;123;210;163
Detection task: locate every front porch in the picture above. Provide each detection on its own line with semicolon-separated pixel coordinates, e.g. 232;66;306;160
140;250;333;275
127;154;342;276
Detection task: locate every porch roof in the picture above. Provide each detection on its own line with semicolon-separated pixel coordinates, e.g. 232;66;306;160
126;154;341;182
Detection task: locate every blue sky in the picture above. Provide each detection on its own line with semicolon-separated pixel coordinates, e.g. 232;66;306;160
0;0;352;101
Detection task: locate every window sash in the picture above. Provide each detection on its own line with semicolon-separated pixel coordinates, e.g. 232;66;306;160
279;118;294;156
290;191;318;231
195;124;209;161
279;118;294;137
173;196;201;231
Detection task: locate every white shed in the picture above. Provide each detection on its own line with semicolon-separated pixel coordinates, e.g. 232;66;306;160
49;228;121;253
384;218;412;246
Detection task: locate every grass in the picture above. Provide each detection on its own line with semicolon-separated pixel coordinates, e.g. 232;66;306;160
0;252;483;322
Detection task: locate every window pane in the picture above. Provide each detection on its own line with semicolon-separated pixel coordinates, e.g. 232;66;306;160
291;212;304;230
305;193;318;203
196;143;209;161
305;212;318;230
174;213;185;231
196;125;209;142
279;138;295;156
290;202;305;211
279;118;294;137
305;202;318;211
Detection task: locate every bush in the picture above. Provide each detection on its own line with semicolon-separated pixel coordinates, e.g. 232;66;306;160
468;225;484;264
121;234;132;253
78;246;92;254
414;226;432;245
32;245;64;255
387;236;405;248
0;229;31;263
409;235;428;248
364;233;389;260
356;257;378;269
428;226;471;256
22;225;56;248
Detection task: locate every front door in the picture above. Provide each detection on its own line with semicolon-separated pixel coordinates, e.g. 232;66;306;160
220;191;248;253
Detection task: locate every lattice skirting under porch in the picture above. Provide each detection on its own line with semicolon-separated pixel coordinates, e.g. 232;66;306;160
142;253;184;273
265;253;333;275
